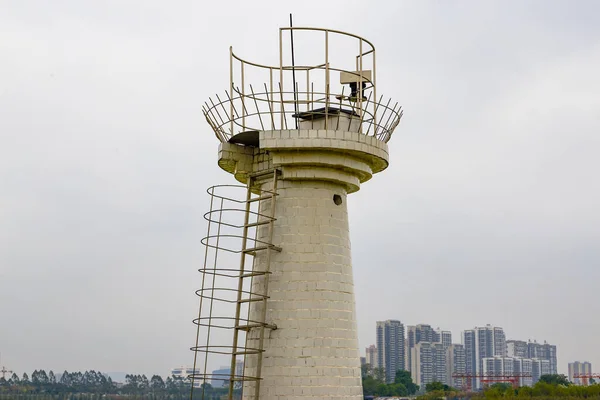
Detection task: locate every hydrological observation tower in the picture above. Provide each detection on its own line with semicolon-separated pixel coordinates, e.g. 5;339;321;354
190;26;402;400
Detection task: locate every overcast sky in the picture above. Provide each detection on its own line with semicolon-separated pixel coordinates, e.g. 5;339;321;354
1;0;599;378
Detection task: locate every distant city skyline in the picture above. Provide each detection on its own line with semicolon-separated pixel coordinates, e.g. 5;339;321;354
366;321;561;389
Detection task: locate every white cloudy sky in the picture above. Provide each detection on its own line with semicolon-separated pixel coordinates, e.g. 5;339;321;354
1;0;599;378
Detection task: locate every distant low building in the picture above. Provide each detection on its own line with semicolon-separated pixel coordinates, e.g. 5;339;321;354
171;366;203;388
211;367;230;388
210;360;243;388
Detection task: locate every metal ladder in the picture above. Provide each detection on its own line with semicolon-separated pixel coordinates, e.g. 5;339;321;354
228;168;281;400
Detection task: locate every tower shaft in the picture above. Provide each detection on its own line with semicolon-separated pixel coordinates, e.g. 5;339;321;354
218;128;389;399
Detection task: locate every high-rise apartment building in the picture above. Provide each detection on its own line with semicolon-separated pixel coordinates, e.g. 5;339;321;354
406;324;450;372
462;330;477;390
365;345;378;368
514;358;534;387
411;341;432;386
532;359;551;383
410;341;448;386
376;320;406;383
569;361;592;385
437;329;452;348
462;325;507;389
481;357;544;387
528;341;557;374
446;344;466;388
507;340;528;358
507;339;558;375
432;343;447;384
482;357;515;377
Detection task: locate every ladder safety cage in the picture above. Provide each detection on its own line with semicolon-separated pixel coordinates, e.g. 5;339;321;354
190;169;282;400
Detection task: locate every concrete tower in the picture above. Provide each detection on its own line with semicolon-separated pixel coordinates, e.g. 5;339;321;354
192;26;402;400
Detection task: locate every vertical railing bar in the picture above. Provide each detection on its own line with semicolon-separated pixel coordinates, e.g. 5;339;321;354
375;98;392;139
289;17;298;129
230;46;234;135
264;83;276;131
365;94;384;135
372;49;377;136
279;29;284;129
203;105;226;143
336;86;345;130
311;82;314;130
215;94;234;135
241;62;246;129
357;91;373;133
209;97;230;135
204;197;224;399
306;69;310;112
278;82;288;130
382;102;398;140
191;187;216;400
359;38;363;133
269;69;274;130
224;91;240;118
250;84;265;131
324;30;329;130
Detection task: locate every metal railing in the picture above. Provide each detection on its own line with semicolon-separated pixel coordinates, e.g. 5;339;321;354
203;27;402;144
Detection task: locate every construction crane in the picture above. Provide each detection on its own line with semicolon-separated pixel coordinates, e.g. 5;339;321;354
452;373;533;391
573;373;600;386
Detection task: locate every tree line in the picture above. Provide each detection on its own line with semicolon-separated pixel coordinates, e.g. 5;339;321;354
361;364;600;400
0;370;227;399
469;374;600;399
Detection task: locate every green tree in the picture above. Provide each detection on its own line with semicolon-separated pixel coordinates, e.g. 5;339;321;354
150;374;165;393
48;371;56;385
394;369;419;395
538;373;570;386
362;375;381;395
425;381;446;392
59;370;71;387
140;374;150;392
372;367;385;383
361;363;373;379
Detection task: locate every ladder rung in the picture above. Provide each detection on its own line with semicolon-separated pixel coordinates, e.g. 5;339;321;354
244;220;271;228
233;349;263;356
238;297;266;304
240;271;270;278
243;245;282;254
236;323;277;331
247;194;275;203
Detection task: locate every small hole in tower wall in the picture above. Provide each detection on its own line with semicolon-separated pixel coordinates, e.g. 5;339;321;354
333;194;343;205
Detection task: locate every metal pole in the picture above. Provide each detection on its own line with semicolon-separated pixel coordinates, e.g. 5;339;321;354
290;14;298;128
